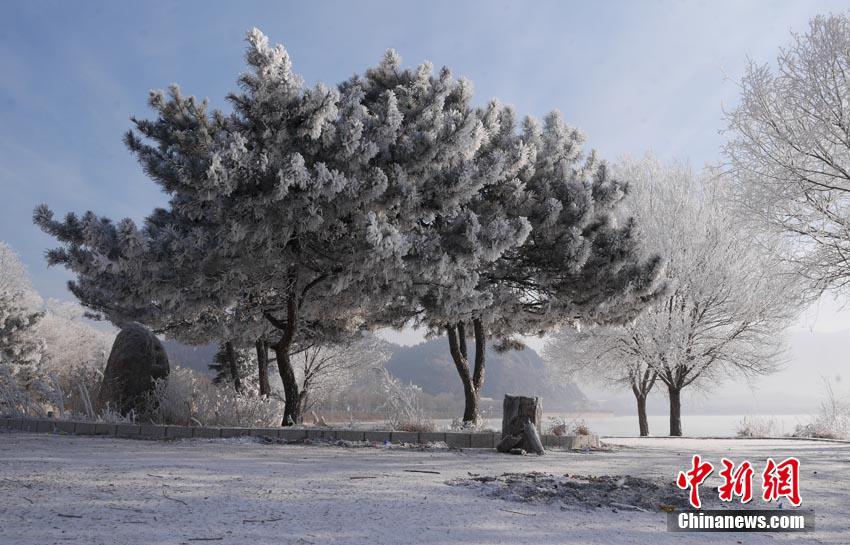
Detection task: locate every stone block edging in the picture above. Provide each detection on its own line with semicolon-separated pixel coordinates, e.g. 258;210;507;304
0;416;599;450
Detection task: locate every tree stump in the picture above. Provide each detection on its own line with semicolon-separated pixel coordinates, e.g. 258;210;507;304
498;395;544;455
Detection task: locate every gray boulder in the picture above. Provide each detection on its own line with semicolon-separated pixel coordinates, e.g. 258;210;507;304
97;323;169;415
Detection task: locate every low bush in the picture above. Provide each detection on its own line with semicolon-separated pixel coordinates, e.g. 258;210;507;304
374;368;435;432
791;380;849;440
145;366;283;427
736;415;778;438
546;416;590;436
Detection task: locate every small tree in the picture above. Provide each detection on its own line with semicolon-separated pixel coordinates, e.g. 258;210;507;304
209;342;249;392
292;334;391;417
725;13;850;296
0;242;44;388
544;326;658;436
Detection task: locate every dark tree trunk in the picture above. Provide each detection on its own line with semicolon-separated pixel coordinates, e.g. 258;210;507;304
668;385;682;436
255;339;270;397
636;394;649;437
456;322;468;361
225;341;241;393
269;297;300;427
273;343;300;426
297;389;309;420
472;318;485;393
447;323;478;423
631;368;656;437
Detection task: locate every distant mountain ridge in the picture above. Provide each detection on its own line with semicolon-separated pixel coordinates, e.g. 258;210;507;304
162;339;217;375
384;337;589;411
162;336;589;411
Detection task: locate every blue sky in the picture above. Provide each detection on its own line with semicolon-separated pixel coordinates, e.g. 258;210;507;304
2;0;849;333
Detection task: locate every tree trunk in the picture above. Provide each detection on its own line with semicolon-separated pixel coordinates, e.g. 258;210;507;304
297;389;309;420
472;318;485;393
272;342;300;426
636;394;649;437
668;385;682;436
225;341;241;393
446;323;478;423
456;322;468;361
255;339;270;397
271;297;300;427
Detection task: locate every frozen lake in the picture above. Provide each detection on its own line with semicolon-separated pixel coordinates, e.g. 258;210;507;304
549;413;812;438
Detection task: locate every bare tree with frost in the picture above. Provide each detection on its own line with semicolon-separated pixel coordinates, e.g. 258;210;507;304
725;13;850;296
292;334;391;417
544;326;658;436
36;299;114;373
548;157;803;436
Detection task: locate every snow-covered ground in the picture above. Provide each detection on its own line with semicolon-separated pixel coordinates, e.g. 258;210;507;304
0;430;847;544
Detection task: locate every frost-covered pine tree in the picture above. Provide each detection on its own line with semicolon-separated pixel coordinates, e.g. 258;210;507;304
197;31;491;424
450;111;665;425
499;112;664;331
0;242;44;388
484;112;665;427
369;102;532;423
371;105;664;425
35;29;491;425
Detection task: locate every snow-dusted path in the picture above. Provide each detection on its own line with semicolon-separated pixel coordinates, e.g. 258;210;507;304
0;430;847;545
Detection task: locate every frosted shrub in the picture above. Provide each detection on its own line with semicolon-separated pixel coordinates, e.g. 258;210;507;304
53;365;102;419
449;416;491;432
736;416;778;438
793;380;850;440
146;366;283;427
0;359;44;417
375;368;434;432
573;420;591;436
0;358;118;422
546;416;590;436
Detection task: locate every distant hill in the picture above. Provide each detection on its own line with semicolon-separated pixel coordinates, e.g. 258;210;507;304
160;328;850;417
161;340;217;376
384;337;589;411
160;335;590;411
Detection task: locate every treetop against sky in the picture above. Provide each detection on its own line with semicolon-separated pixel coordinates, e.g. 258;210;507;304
1;0;848;334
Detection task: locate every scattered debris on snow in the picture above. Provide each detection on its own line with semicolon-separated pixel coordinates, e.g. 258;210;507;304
447;471;723;512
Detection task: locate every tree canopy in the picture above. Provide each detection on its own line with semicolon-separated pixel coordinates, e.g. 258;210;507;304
35;28;663;425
